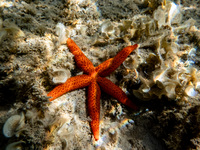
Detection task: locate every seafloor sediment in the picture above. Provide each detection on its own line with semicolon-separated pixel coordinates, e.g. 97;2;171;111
0;0;200;149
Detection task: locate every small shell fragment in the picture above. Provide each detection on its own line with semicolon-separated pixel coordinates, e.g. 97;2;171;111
100;20;115;36
55;23;68;45
123;57;135;70
153;6;166;28
185;85;198;97
3;114;25;138
6;141;24;150
167;2;182;25
52;67;71;84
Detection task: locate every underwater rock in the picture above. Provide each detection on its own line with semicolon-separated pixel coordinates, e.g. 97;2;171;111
96;0;139;21
1;0;200;149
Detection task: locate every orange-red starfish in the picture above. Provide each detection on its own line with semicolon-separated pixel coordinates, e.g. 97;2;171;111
48;38;138;141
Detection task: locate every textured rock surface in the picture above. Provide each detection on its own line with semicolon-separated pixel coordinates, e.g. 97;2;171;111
0;0;199;149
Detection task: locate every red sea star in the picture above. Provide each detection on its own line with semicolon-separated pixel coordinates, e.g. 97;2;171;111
47;38;138;141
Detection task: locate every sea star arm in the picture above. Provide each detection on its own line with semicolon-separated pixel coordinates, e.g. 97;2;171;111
97;76;138;110
67;38;95;74
47;75;92;101
99;44;138;77
95;58;113;73
87;80;101;141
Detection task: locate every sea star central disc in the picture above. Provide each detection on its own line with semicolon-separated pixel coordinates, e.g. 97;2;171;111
47;38;138;141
